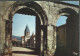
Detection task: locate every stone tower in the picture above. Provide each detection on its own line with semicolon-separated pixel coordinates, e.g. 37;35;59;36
24;25;30;47
25;25;30;36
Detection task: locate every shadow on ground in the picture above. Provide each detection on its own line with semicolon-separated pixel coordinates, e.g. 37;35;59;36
12;51;38;55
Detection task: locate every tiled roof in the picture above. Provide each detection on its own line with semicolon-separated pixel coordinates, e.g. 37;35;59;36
21;36;24;38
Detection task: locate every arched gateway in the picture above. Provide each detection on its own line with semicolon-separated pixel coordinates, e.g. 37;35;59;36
0;1;79;56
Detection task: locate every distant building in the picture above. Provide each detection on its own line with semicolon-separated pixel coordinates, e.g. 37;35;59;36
12;38;17;42
24;25;31;47
12;37;21;47
21;36;25;47
12;38;17;46
22;25;36;48
30;33;36;48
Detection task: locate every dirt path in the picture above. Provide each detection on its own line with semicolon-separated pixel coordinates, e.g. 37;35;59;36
12;47;39;56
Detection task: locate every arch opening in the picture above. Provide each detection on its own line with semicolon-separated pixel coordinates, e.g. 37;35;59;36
54;8;79;56
5;1;48;56
55;15;68;56
12;13;37;55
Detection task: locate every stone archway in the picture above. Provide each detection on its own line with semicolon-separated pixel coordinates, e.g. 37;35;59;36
0;1;79;56
5;1;79;56
55;8;79;56
4;1;48;56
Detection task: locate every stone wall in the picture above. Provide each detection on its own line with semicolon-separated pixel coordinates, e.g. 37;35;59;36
56;24;66;56
0;1;79;56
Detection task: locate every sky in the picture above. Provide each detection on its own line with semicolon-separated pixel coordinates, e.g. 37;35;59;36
62;1;79;5
12;1;79;36
12;14;36;36
56;16;67;26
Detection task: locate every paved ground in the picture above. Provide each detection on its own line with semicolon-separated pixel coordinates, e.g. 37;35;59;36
12;47;39;56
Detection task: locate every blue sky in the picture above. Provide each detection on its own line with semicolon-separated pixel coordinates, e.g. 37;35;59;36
56;16;67;26
12;14;36;36
12;1;79;36
62;1;79;5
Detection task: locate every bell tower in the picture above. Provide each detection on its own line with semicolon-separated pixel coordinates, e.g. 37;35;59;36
25;25;30;36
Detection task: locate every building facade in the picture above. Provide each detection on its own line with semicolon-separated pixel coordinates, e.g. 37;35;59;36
21;36;24;47
30;33;36;48
24;25;31;47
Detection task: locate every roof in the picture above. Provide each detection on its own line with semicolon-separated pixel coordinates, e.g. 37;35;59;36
21;36;24;38
25;25;30;33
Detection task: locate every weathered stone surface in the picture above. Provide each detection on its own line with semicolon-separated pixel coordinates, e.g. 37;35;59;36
0;1;79;56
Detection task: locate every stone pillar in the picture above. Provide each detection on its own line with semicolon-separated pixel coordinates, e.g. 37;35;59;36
35;16;41;54
0;19;6;56
5;20;12;56
40;25;47;56
46;25;56;56
40;29;44;56
43;26;47;56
